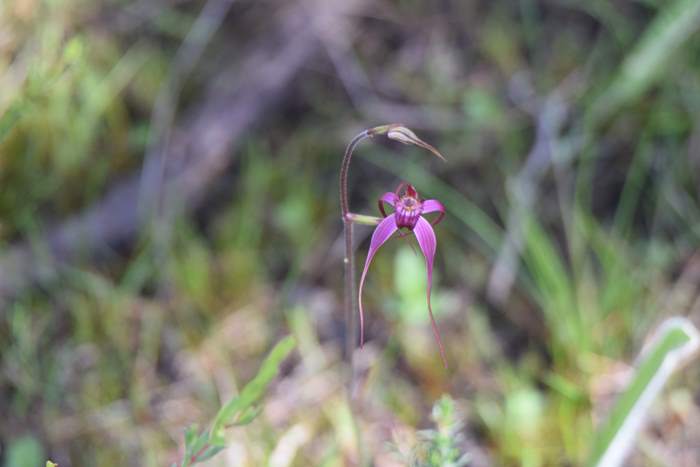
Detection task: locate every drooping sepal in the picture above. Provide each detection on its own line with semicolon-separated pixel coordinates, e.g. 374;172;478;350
413;217;447;368
358;214;399;346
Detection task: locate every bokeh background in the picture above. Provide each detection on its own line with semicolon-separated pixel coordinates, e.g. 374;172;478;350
2;0;700;465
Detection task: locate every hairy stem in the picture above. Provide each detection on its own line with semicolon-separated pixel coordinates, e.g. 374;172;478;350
340;130;371;366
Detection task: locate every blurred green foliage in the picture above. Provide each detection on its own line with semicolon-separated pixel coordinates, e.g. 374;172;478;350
3;436;44;467
1;0;700;466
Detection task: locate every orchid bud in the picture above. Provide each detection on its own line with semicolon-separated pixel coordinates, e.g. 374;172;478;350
386;125;447;162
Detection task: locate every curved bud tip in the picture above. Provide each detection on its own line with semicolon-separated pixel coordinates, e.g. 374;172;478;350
386;125;447;162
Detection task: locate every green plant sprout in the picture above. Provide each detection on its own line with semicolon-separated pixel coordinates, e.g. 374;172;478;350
418;395;471;467
391;395;470;466
175;336;296;467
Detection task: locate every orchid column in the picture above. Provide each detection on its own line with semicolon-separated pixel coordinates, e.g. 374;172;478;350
339;124;448;368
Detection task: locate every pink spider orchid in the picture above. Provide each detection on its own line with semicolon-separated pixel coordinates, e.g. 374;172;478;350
358;183;447;367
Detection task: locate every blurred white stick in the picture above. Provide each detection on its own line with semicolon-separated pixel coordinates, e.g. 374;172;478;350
592;317;700;467
486;84;570;303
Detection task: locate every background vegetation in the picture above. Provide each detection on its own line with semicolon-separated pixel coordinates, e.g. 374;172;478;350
1;0;700;465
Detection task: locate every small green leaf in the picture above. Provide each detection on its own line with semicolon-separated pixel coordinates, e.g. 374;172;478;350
195;446;224;464
181;426;209;467
230;405;262;427
184;424;199;449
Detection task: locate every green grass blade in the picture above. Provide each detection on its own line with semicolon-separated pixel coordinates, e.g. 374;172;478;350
588;0;700;126
209;335;296;446
589;317;700;467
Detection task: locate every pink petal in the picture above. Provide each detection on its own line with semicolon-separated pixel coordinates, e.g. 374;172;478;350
378;192;398;218
413;216;448;368
422;199;444;214
421;199;445;226
358;214;399;347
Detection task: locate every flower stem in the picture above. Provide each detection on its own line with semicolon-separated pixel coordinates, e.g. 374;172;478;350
339;130;371;219
339;129;374;467
340;130;372;366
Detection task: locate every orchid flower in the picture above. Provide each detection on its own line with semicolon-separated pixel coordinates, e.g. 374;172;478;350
338;124;447;370
358;183;447;367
